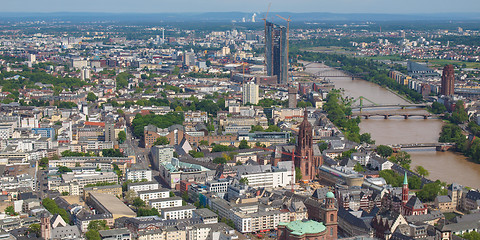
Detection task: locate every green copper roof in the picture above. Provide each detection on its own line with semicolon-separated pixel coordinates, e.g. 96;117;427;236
404;172;408;185
284;220;326;236
326;191;335;198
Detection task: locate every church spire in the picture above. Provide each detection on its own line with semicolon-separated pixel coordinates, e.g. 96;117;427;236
403;171;408;185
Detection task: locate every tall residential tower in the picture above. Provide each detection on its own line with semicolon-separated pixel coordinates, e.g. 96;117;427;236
242;81;259;105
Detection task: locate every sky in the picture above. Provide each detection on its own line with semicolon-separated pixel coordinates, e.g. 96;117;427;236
1;0;480;14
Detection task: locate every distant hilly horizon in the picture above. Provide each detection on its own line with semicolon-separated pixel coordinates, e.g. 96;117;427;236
1;11;480;22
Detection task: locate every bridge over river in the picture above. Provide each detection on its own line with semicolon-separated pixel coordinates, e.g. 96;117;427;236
389;143;455;152
351;111;436;119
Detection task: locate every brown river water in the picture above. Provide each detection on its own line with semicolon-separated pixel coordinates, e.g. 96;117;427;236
304;62;480;189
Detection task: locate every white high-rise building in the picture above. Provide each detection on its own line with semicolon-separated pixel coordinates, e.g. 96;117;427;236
184;52;195;66
242;81;259;105
28;54;36;63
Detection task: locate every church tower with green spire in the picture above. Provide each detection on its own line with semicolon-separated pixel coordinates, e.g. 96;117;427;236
402;172;409;205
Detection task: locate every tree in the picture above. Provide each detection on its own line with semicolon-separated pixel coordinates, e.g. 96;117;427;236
408;175;422;190
28;223;41;237
154;136;170;146
124;190;137;204
318;142;329;152
88;220;109;231
239;140;250;149
42;198;69;223
211;145;236;152
5;206;16;216
297;101;312;108
85;230;101;240
58;166;73;173
428;102;446;114
450;100;468;124
415;166;430;177
416;180;447;202
250;125;265;132
376;145;393;158
379;170;403;187
199;140;209;146
170;191;175;197
189;150;204;158
389;151;412;169
360;133;375;144
461;231;480;240
39;157;49;169
133;198;146;208
354;163;366;172
265;125;282;132
117;131;126;144
295;167;303;182
239;177;249;185
102;149;124;157
87;92;98;102
61;192;69;196
213;157;227;165
137;207;160;217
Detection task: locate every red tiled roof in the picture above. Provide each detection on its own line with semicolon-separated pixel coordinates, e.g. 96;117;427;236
85;121;105;127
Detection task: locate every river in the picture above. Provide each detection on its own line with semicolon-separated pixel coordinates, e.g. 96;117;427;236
304;62;480;189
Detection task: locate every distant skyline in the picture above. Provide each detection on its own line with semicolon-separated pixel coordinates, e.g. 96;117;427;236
2;0;480;14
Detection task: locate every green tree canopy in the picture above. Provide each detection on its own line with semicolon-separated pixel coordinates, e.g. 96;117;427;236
239;140;250;149
87;92;98;102
154;136;170;146
117;131;126;144
415;166;429;177
376;145;393;158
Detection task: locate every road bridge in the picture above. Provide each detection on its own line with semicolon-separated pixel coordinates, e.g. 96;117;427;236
351;111;433;119
388;143;455;152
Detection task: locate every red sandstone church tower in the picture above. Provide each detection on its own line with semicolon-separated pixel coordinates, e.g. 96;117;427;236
441;64;455;96
296;111;321;181
402;172;409;205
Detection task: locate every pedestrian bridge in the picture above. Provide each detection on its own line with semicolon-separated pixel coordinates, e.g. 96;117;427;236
351;103;429;110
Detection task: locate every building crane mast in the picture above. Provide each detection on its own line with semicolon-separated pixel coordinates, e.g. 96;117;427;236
262;3;272;72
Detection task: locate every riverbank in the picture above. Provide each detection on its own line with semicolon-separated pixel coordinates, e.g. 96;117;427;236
303;61;480;189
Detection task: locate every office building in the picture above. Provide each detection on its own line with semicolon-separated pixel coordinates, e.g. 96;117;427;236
105;122;115;143
265;21;288;85
151;145;174;170
441;65;455;96
184;52;195;67
126;169;153;182
288;87;297;108
242;81;259;105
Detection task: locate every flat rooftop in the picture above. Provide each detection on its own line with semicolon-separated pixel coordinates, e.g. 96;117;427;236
90;193;135;217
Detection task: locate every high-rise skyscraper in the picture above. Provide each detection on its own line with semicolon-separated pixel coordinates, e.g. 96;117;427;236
242;81;259;105
265;21;288;85
441;65;455;96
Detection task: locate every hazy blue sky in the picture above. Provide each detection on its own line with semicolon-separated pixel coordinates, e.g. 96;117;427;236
2;0;480;13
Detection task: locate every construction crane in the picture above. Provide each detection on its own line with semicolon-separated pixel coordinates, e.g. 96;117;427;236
262;3;272;30
262;3;272;65
255;146;307;192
